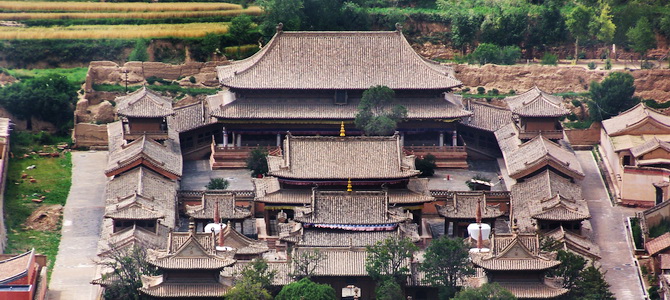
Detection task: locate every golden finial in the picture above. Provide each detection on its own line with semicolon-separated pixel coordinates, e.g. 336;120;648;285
346;178;352;192
340;121;346;137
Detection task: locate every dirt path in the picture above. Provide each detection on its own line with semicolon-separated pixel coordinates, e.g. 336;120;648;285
48;151;108;300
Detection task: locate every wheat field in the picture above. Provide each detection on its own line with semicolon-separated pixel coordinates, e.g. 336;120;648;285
0;1;244;12
0;7;262;20
0;22;230;39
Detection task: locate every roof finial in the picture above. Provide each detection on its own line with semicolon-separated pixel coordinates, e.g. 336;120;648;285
477;223;484;250
395;22;403;32
475;198;482;224
214;200;220;224
340;121;346;137
218;223;225;247
188;217;195;233
347;178;352;192
276;23;283;33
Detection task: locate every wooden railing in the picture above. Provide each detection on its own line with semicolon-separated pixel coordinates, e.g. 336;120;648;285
518;129;563;140
124;130;168;140
403;145;466;153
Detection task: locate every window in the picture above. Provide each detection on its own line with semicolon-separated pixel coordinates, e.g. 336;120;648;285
623;155;631;166
334;90;348;105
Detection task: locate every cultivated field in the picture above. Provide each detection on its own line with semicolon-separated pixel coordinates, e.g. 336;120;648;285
0;22;230;39
0;1;243;12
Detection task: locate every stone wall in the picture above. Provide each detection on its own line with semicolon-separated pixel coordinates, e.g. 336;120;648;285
453;64;670;102
565;122;602;146
73;123;108;149
0;107;56;132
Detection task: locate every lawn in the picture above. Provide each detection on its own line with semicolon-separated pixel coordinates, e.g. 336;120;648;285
5;67;88;85
3;132;72;279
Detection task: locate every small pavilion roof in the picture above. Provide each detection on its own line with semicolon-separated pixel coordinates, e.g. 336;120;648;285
104;194;165;220
647;232;670;256
169;102;212;133
495;282;568;299
505;86;568;117
105;133;182;179
219;224;269;255
545;226;600;260
0;249;34;284
471;233;560;271
217;30;462;90
185;193;251;220
501;133;584;180
116;87;174;118
294;190;411;225
630;137;670;158
267;134;420;180
602;103;670;136
437;192;504;219
148;230;235;270
140;280;230;298
461;100;513;132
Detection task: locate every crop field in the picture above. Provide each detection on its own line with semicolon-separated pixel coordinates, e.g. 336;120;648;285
0;8;261;20
0;1;244;12
0;22;231;39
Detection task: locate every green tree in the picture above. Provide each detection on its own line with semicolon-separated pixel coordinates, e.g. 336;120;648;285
450;10;482;54
128;39;149;62
548;250;586;290
627;17;656;65
229;14;254;45
452;282;517;300
587;72;638;122
226;277;272;300
97;245;160;300
246;147;269;177
592;3;616;45
206;178;229;190
290;248;325;279
365;235;418;283
227;259;276;300
275;278;336;300
355;85;407;136
0;73;77;132
572;265;615;300
420;236;473;298
257;0;304;36
375;278;403;300
415;154;437;177
565;5;594;62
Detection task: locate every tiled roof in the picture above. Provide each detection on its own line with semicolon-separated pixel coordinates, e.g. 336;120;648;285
0;249;33;284
295;229;396;247
647;232;670;256
660;254;670;270
104;194;165;220
220;224;269;255
462;100;513;132
169;102;210;133
295;248;372;277
630;137;670;158
185;193;251;220
222;262;293;286
210;97;471;120
496;281;568;299
149;231;235;270
217;31;462;90
116;87;174;118
602;103;670;136
471;233;560;271
104;225;166;253
254;177;312;204
499;132;584;180
140;278;230;298
545;226;600;260
268;135;420;180
511;170;587;232
105;130;182;178
106;166;177;204
437;192;504;219
294;191;405;225
505;86;568;117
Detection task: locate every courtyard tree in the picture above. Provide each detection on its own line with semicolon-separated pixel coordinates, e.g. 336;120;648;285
227;259;276;300
355;85;407;136
420;236;474;298
290;248;325;279
452;283;517;300
97;245;159;300
246;147;268;177
275;278;336;300
548;250;586;290
587;72;638;122
365;235;418;283
375;279;404;300
627;17;656;66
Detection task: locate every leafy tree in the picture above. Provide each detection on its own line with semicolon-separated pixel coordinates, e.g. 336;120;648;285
415;154;437;177
565;5;594;62
206;178;229;190
355;85;407;136
257;0;304;36
549;250;586;290
302;0;342;30
627;17;656;64
375;278;404;300
592;3;616;45
97;245;160;300
572;265;615;300
452;282;517;300
275;278;336;300
365;235;418;283
470;44;520;65
0;73;77;132
587;72;638;122
290;248;325;279
246;147;269;177
340;2;370;31
479;9;527;47
450;10;482;54
227;259;276;300
128;39;149;62
420;236;473;296
229;14;255;45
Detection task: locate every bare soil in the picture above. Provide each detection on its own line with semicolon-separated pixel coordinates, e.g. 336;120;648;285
25;204;63;231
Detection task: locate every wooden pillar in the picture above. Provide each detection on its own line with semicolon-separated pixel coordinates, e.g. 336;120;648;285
236;133;242;147
452;130;458;147
400;132;405;146
222;127;228;147
276;133;281;147
439;132;444;147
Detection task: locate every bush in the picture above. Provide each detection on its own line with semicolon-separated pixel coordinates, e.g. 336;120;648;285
499;45;520;65
128;38;149;62
470;43;519;65
567;113;578;121
276;278;336;300
541;53;558;65
415;154;437;177
206;178;229;190
189;76;196;84
461;87;470;93
488;88;499;96
509;89;516;95
641;61;654;69
246;147;268;177
571;99;582;107
605;58;612;70
631;218;644;249
376;279;403;300
587;62;596;70
477;87;486;95
578;52;586;59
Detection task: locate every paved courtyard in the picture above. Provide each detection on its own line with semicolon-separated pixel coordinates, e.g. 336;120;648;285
181;160;253;190
576;151;646;300
48;151;108;300
428;159;504;191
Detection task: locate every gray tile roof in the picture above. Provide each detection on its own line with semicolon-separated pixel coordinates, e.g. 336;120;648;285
149;231;236;270
505;86;568;117
437;192;504;219
294;229;396;247
185;193;251;220
294;248;372;277
116;87;174;118
219;224;269;255
495;282;568;299
268;135;420;180
602;103;670;136
104;194;165;220
471;233;560;271
294;191;410;225
210;97;471;120
462;100;513;132
140;281;230;298
169;102;211;133
630;137;670;158
511;170;588;233
545;226;600;260
217;31;462;90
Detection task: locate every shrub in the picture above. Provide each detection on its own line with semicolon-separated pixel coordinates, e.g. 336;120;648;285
541;53;558;65
605;58;612;70
246;147;268;177
641;61;654;69
189;76;196;84
499;45;520;65
587;62;596;70
488;88;499;96
571;99;582;107
470;43;519;65
508;89;516;95
461;87;470;93
578;52;586;59
477;87;485;95
567;113;578;121
415;154;437;177
146;76;159;85
128;38;149;62
206;178;229;190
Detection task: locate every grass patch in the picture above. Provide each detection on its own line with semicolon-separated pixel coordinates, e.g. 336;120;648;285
5;67;88;85
563;120;593;129
0;1;244;12
4;132;72;280
93;83;219;96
